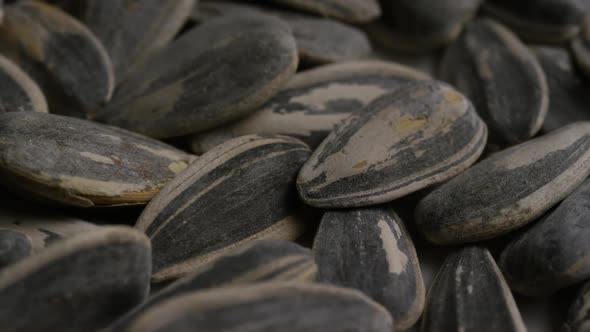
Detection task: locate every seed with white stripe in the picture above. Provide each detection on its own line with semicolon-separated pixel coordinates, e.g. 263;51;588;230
0;54;47;114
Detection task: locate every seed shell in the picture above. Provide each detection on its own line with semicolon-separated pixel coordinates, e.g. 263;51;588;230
416;122;590;244
572;19;590;80
0;230;31;269
0;53;48;114
123;282;394;332
314;207;424;330
266;0;381;24
297;80;487;208
563;281;590;332
136;135;311;282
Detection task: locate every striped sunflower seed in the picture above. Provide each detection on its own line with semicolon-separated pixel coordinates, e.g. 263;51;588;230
313;207;424;331
135;135;311;282
0;0;114;117
416;122;590;244
108;240;317;332
499;177;590;296
122;283;393;332
0;54;48;114
572;19;590;79
0;226;151;332
97;14;298;139
0;230;31;270
440;18;548;146
562;281;590;332
297;80;487;208
191;60;429;153
266;0;381;24
0;112;193;207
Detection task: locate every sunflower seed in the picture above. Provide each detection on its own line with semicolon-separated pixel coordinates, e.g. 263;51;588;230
136;135;311;282
483;0;586;43
122;282;393;332
440;18;548;145
562;281;590;332
0;226;151;332
0;0;114;117
314;207;424;331
421;247;526;332
0;112;193;207
572;19;590;79
416;122;590;244
266;0;381;24
499;178;590;296
0;230;31;270
297;80;487;208
0;53;47;114
191;60;429;153
97;14;298;139
108;240;317;332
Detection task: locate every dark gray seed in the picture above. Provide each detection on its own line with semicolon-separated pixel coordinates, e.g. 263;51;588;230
123;282;394;332
77;0;195;83
368;0;481;53
572;19;590;79
0;0;3;23
562;281;590;332
191;60;430;153
0;0;114;117
440;18;548;145
135;135;311;282
297;80;487;208
499;178;590;296
97;14;298;139
314;207;424;331
0;226;151;332
107;240;317;332
0;230;31;269
483;0;586;43
0;112;193;207
266;0;381;24
416;122;590;244
421;247;526;332
0;53;48;114
533;47;590;133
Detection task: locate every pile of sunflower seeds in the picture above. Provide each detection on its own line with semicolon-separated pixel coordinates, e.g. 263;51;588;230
2;0;590;331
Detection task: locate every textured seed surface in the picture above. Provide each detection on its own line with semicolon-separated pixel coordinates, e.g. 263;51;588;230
563;281;590;332
572;19;590;80
78;0;195;82
191;60;429;153
416;122;590;244
421;247;526;332
499;178;590;296
0;0;114;117
0;230;31;269
98;15;298;138
0;54;47;114
266;0;381;24
440;18;548;145
124;283;394;332
136;135;311;282
314;207;424;330
108;240;317;332
0;226;151;332
0;112;193;207
297;80;487;208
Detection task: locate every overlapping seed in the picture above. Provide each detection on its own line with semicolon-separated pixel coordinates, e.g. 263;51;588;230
266;0;381;24
297;80;487;208
191;60;429;153
563;281;590;332
123;283;393;332
572;19;590;79
314;207;424;331
421;247;526;332
440;18;548;145
0;230;31;269
0;54;47;114
0;112;193;207
416;122;590;244
136;135;310;282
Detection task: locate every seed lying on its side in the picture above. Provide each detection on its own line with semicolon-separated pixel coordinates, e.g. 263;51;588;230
499;178;590;296
314;207;424;331
297;80;487;208
77;0;196;82
191;60;429;153
562;281;590;332
533;47;590;133
266;0;381;24
0;230;31;270
123;283;394;332
422;247;526;332
136;135;311;282
0;0;114;118
416;122;590;244
97;14;298;139
440;18;548;145
572;19;590;80
0;112;193;207
0;54;47;114
108;240;317;332
483;0;586;43
0;226;151;332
